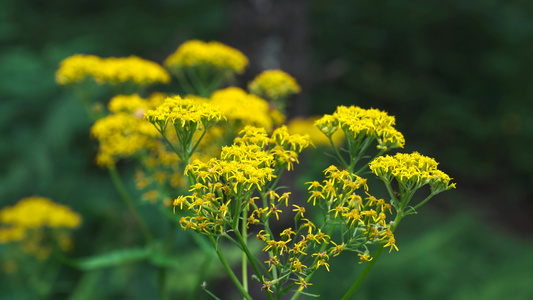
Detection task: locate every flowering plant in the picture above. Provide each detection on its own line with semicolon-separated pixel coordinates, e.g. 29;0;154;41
53;39;454;299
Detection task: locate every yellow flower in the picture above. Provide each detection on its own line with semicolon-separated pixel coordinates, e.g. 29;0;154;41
292;205;306;218
94;56;170;85
384;237;399;253
295;277;313;291
210;87;273;131
370;152;455;192
165;40;248;74
108;94;152;114
0;196;81;259
358;253;373;264
91;113;159;167
56;54;170;86
55;54;102;85
315;106;405;149
288;116;344;147
145;95;224;131
248;69;301;100
0;197;81;231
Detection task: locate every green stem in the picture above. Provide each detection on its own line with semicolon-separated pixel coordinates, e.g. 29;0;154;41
233;229;273;300
242;208;249;298
340;210;404;300
405;192;436;215
329;136;349;170
208;235;253;300
340;245;385;300
290;225;335;300
108;167;153;243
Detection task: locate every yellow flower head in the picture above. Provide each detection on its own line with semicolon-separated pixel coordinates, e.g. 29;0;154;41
0;196;81;244
56;54;170;86
165;40;249;74
91;113;159;167
108;94;152;115
55;54;102;85
94;56;170;85
248;69;301;100
370;152;455;192
145;95;225;131
210;87;274;131
315;106;405;149
288;116;344;147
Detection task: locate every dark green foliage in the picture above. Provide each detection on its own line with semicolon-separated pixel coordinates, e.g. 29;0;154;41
1;0;532;298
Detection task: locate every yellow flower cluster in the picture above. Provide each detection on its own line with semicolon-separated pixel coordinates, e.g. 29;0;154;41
91;94;163;167
145;95;225;132
315;106;405;150
210;87;279;131
248;69;301;100
370;152;455;192
56;54;170;85
287;116;344;147
175;126;311;234
108;94;153;114
307;165;398;253
0;197;81;231
165;40;249;74
0;196;81;255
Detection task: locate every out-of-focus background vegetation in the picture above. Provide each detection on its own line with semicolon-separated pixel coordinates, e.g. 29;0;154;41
1;0;532;299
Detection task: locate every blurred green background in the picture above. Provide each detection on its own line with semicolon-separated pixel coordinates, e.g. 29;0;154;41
1;0;532;299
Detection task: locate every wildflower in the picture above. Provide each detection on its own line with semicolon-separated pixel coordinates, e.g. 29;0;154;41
218;200;231;218
210;87;274;131
316;259;330;271
384;237;399;253
370;152;455;192
265;256;280;271
246;215;259;228
358;253;373;264
307;190;325;206
56;54;170;86
280;228;296;240
248;69;301;100
179;217;197;230
330;241;344;257
295;277;313;291
315;106;405;149
329;205;347;219
288;116;344;147
314;229;330;244
145;96;224;132
306;181;322;190
261;276;274;293
267;205;282;220
278;192;291;206
91;112;159;167
257;230;270;242
290;239;308;256
0;197;81;231
290;257;307;273
292;205;306;218
165;40;248;74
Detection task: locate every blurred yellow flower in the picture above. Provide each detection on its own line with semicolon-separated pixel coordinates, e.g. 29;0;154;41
56;54;170;86
165;40;249;74
287;116;344;147
210;87;275;131
249;69;301;100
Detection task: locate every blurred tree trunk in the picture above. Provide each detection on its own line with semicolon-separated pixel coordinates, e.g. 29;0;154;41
225;0;311;118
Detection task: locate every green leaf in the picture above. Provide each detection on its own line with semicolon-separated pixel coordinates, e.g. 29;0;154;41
75;247;150;270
